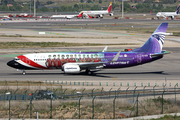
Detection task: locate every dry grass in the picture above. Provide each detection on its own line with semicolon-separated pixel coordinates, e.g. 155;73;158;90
0;42;137;49
0;97;180;119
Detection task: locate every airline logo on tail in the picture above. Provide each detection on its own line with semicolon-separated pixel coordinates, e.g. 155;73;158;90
107;2;112;13
152;32;165;45
77;12;83;18
176;4;180;14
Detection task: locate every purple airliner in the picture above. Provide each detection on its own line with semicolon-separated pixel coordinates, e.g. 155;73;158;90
7;23;169;75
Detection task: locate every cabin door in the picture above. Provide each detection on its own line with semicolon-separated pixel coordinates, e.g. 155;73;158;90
137;54;142;63
26;58;30;65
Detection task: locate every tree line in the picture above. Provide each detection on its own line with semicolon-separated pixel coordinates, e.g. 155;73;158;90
0;0;178;13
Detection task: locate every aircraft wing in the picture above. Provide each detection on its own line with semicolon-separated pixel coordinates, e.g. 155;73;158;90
78;62;106;69
63;51;121;70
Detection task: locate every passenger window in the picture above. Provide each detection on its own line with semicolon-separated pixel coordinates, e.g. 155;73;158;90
61;55;65;59
66;55;69;58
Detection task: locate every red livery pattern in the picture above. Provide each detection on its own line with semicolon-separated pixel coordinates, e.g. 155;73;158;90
17;55;48;69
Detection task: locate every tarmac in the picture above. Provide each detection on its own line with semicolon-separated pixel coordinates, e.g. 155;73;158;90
0;18;180;91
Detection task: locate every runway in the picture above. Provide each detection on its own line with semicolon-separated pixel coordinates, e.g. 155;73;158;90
1;47;180;82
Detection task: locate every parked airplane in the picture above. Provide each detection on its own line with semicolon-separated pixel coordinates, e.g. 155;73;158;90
51;12;83;19
7;23;169;75
156;4;180;20
80;2;113;19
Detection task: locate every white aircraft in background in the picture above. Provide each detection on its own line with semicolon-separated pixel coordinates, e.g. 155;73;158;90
156;4;180;20
80;2;113;19
51;12;83;19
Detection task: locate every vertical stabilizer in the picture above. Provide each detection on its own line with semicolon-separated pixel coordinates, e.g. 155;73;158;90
77;12;83;18
176;4;180;14
131;23;168;53
107;2;112;13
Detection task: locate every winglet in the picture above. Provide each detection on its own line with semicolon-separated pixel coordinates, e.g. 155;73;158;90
102;46;108;52
111;51;120;62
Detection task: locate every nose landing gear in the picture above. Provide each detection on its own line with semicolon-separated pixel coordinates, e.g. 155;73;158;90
22;71;26;75
17;69;26;75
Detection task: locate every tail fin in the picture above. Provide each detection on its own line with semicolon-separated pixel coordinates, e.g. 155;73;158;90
107;2;112;13
131;23;168;53
77;12;83;18
176;4;180;14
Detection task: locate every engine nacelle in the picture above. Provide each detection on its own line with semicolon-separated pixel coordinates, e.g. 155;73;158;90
99;14;103;18
171;16;174;20
63;64;80;74
109;13;113;16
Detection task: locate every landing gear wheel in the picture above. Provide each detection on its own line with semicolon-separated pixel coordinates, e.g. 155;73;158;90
86;69;92;75
22;71;26;75
88;71;92;75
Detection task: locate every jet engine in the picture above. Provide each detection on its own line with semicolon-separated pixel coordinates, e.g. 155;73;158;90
62;64;81;74
171;16;174;20
109;13;113;16
99;14;103;18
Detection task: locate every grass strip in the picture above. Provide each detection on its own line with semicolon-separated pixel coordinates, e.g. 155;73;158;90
0;35;118;39
0;42;138;49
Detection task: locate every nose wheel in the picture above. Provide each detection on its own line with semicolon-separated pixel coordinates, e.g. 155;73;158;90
22;71;26;75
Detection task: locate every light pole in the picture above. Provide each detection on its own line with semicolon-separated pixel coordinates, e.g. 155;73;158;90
30;0;31;15
122;0;124;19
34;0;36;17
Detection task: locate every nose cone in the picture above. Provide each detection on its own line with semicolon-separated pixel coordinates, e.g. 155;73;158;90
7;60;15;68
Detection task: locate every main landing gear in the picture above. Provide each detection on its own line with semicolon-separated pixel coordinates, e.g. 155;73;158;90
85;69;92;75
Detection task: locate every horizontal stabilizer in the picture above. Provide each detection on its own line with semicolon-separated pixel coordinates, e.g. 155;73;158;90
150;50;170;58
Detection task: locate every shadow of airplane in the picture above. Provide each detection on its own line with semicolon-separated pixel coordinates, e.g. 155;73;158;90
7;71;169;79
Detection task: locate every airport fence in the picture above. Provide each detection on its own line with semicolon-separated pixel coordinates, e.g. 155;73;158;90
1;89;180;119
0;80;180;119
44;79;178;88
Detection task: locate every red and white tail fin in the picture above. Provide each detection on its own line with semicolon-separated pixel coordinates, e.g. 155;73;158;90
77;12;83;18
107;2;112;13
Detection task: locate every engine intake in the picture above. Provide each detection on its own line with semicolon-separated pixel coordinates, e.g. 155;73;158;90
109;13;113;16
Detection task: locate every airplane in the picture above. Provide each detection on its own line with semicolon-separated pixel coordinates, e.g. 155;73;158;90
156;4;180;20
50;12;83;19
7;23;169;75
80;2;113;19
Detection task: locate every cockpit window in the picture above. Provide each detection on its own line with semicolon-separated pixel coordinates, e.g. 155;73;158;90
14;58;20;61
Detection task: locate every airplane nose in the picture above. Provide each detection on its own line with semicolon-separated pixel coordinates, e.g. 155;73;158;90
7;60;14;67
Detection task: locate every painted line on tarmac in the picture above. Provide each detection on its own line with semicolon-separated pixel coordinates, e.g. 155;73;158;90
33;31;69;36
61;28;141;36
